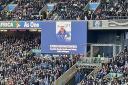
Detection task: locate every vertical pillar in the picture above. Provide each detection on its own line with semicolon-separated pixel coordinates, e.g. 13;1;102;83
90;44;93;57
113;44;116;60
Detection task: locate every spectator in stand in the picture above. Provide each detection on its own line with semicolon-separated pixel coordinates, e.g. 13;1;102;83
0;31;81;85
48;0;89;20
80;47;128;85
93;0;128;20
0;0;128;20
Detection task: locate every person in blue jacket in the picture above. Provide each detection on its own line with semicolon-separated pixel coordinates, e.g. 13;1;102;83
57;26;71;42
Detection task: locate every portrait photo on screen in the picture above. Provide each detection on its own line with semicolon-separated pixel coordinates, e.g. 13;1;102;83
56;21;71;42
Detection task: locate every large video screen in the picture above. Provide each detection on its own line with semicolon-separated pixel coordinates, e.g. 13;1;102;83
41;21;87;54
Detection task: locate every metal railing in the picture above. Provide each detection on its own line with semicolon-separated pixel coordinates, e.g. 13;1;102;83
53;64;77;85
106;16;128;20
80;57;111;64
79;66;101;85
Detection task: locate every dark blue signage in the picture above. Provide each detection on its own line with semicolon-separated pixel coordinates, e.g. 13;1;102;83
17;21;42;28
0;21;87;54
41;21;87;54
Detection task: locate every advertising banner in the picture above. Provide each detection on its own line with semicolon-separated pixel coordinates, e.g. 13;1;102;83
41;21;87;54
0;21;87;54
89;20;128;30
0;21;42;29
0;21;17;28
17;21;42;28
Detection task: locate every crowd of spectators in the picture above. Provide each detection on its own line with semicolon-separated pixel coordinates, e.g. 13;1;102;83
0;31;81;85
74;68;93;84
1;0;128;20
0;0;14;20
81;64;109;85
0;0;13;7
48;0;89;20
80;47;128;85
0;0;87;20
0;0;47;20
94;0;128;20
0;0;65;21
12;0;47;20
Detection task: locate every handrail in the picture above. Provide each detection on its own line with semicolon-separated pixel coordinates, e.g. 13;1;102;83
106;16;128;20
78;57;112;85
79;66;101;85
39;5;47;15
53;52;94;85
53;63;77;85
87;66;101;78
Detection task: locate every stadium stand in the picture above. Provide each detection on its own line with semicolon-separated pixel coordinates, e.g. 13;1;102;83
0;31;81;85
93;0;128;20
0;0;14;20
80;47;128;85
0;0;47;20
48;0;89;20
0;0;128;20
1;0;128;85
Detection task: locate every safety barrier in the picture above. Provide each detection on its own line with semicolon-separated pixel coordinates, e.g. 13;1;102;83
53;64;77;85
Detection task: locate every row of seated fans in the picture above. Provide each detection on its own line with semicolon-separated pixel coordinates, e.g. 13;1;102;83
1;0;127;20
0;31;81;85
0;0;48;20
80;47;128;85
93;0;128;20
47;0;89;20
0;0;13;11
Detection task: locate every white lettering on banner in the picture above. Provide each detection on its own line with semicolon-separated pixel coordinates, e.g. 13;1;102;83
24;22;29;27
50;45;77;53
0;22;13;27
57;51;69;53
30;22;39;28
24;22;39;28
